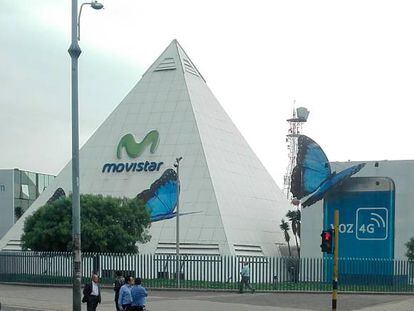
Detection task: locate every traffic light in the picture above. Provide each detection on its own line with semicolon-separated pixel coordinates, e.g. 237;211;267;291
320;229;333;254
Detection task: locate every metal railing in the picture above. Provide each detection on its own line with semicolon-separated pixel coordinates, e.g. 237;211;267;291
0;251;413;293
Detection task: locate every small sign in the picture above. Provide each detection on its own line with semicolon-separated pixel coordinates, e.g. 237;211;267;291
356;207;388;240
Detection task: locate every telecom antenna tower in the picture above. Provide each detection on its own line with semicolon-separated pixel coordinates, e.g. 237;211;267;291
283;105;310;201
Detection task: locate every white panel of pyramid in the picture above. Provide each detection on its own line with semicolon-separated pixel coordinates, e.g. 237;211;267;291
0;40;290;256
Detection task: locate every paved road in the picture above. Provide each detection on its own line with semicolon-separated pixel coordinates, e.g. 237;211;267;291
0;284;413;311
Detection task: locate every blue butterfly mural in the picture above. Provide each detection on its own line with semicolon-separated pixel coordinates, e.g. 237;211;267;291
290;135;365;207
137;169;179;222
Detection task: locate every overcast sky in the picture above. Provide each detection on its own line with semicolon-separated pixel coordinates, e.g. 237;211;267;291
1;1;414;187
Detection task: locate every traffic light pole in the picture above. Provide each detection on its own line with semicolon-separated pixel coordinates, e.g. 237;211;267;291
332;209;339;311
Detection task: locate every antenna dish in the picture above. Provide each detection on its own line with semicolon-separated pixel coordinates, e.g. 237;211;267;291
296;107;310;122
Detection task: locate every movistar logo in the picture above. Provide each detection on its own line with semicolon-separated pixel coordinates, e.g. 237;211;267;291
102;130;163;174
117;130;160;159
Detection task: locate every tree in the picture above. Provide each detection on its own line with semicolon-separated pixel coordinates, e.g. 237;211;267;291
279;219;292;257
22;194;151;253
14;206;24;220
406;237;414;261
286;209;301;257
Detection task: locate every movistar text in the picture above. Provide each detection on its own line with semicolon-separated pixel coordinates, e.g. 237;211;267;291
102;161;164;173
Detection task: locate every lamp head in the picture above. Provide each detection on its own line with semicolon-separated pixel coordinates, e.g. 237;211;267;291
91;1;104;10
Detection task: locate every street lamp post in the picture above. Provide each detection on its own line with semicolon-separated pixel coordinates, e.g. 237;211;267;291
174;157;183;288
68;1;103;310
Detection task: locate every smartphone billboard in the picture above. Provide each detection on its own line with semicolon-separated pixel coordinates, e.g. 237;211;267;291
323;177;395;259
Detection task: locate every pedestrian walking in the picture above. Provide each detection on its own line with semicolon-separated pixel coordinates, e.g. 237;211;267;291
118;275;134;311
239;261;255;293
114;271;125;311
82;274;102;311
130;277;148;311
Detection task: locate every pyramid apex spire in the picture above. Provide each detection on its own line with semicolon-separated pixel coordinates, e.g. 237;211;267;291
143;39;205;82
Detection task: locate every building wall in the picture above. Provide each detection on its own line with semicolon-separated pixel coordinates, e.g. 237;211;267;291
13;169;55;221
302;160;414;260
0;169;55;240
0;170;14;239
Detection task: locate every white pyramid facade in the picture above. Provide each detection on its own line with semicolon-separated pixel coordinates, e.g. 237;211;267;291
0;40;290;256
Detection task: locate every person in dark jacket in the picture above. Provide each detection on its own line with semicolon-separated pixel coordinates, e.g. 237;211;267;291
83;274;102;311
114;271;125;311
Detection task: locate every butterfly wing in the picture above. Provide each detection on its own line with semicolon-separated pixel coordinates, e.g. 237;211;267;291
146;179;178;219
302;163;366;207
136;169;178;222
290;135;331;199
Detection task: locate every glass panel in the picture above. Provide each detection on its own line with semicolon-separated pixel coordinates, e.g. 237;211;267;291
21;184;29;199
38;174;45;194
28;172;36;184
14;170;21;199
11;171;56;222
48;175;55;186
20;171;29;189
26;172;37;200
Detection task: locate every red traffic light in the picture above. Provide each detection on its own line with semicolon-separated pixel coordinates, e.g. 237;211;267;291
322;231;331;241
320;229;333;254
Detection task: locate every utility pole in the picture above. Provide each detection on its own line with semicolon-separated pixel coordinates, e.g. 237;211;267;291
332;209;339;311
68;2;82;309
68;2;103;310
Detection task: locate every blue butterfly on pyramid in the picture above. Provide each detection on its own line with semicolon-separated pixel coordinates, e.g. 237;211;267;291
290;135;365;207
137;169;197;222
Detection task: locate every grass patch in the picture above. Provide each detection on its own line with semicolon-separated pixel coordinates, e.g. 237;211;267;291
1;274;413;293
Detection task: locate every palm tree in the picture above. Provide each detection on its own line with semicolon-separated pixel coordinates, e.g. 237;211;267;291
296;210;301;239
286;209;301;257
280;219;292;256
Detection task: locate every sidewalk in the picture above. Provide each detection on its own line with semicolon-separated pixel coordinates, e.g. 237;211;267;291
0;284;413;311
